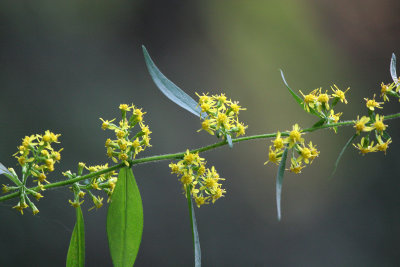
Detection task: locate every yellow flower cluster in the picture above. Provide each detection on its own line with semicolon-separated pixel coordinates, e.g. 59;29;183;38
101;104;151;166
352;83;394;154
265;124;319;174
13;130;62;185
196;93;247;139
300;85;349;125
64;162;117;210
169;150;226;207
380;81;400;102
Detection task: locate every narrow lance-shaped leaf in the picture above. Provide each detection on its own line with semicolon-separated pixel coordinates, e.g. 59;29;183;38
0;163;12;176
280;70;323;118
186;187;201;267
312;118;326;128
226;134;233;149
280;69;303;106
276;146;289;221
0;163;21;185
391;53;398;83
142;45;206;118
331;134;358;178
107;167;143;267
66;206;85;267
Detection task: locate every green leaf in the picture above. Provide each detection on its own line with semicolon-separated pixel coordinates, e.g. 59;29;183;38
66;206;85;267
107;167;143;267
0;163;12;177
312;118;326;128
331;134;358;178
142;45;206;118
391;53;397;83
279;69;303;106
186;187;201;267
276;146;289;221
280;70;323;118
0;163;21;185
226;134;233;148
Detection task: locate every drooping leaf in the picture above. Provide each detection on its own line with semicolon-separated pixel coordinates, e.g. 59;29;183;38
391;53;397;83
276;146;289;221
66;206;85;267
107;167;143;267
142;45;206;118
186;187;201;267
226;134;233;149
331;134;358;178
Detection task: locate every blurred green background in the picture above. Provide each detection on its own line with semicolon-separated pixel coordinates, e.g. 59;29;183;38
1;0;400;266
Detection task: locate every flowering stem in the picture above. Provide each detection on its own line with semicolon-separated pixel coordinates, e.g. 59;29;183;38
1;111;400;203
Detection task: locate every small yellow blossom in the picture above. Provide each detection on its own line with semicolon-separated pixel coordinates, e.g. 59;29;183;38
364;94;383;111
273;131;285;149
380;82;394;102
299;89;318;112
354;116;373;134
373;114;387;133
264;146;282;165
353;137;377;154
194;195;209;208
13;201;28;215
375;136;392;154
289;158;305;174
331;85;349;104
286;124;304;148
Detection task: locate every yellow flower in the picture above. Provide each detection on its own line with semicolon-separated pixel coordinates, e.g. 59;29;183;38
373;114;387;133
272;131;285;149
364;94;383;111
354;116;373;134
299;89;318;112
375;136;392;154
210;187;225;203
328;110;342;124
100;118;116;130
119;104;131;111
286;124;304;148
316;89;330;111
289;158;304;174
380;82;395;102
298;145;312;164
194;195;209;208
89;196;104;211
264;146;282;165
353;137;377;154
331;84;349;104
13;201;28;215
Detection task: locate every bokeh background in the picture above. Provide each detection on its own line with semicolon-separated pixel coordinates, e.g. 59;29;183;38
1;0;400;266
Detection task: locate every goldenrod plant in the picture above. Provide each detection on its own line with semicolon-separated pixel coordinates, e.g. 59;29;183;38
1;46;400;267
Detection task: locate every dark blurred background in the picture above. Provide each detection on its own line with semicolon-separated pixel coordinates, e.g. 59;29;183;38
1;0;400;266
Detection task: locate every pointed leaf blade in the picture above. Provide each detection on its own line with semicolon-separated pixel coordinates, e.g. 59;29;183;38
186;187;201;267
66;206;85;267
331;134;358;178
0;163;13;177
280;69;303;106
142;45;205;118
391;53;398;83
226;134;233;149
107;167;143;267
276;146;289;221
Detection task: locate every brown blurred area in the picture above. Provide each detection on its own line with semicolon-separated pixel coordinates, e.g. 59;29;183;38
0;1;400;266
